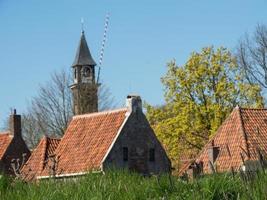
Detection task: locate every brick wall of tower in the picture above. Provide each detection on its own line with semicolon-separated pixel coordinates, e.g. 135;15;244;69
72;83;98;115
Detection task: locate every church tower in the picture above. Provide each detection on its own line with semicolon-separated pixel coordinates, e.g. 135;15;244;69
70;31;98;115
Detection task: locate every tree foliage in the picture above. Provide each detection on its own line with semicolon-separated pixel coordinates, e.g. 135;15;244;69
236;24;267;89
146;46;264;169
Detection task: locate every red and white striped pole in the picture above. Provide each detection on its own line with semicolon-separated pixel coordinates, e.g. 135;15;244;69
97;13;110;84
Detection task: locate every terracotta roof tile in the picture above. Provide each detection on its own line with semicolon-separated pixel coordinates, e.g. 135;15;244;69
180;107;267;175
240;108;267;160
21;137;60;181
50;108;128;175
0;132;13;159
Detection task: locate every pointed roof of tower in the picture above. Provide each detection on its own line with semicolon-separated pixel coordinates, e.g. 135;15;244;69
72;31;96;67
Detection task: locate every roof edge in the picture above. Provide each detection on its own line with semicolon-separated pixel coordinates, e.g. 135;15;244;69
21;136;45;174
0;131;11;135
237;107;251;158
100;110;132;168
37;170;102;180
0;133;13;160
40;137;48;172
238;107;267;111
73;108;128;119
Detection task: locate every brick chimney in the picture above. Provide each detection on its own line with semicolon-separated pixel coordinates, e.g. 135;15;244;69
126;95;142;113
9;109;22;138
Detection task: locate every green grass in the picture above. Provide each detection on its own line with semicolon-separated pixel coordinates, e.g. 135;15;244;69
1;170;267;200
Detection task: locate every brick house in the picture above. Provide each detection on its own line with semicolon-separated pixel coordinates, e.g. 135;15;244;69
25;95;170;180
0;110;31;175
21;31;171;180
179;106;267;177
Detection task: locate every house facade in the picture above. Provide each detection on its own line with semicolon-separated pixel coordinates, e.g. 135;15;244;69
102;95;171;174
179;106;267;178
0;110;31;175
29;95;171;180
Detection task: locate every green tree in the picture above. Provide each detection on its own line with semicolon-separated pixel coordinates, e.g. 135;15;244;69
146;46;264;170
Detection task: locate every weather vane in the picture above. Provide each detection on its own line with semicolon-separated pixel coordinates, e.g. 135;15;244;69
81;17;84;33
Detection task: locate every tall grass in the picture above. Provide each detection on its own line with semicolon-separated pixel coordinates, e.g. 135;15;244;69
0;170;267;200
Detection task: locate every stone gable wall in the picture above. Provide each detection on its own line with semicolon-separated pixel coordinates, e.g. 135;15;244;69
103;110;171;175
2;137;31;175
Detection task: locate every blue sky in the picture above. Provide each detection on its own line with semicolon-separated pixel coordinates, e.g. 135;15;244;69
0;0;266;127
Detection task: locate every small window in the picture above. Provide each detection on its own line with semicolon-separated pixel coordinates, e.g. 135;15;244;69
123;147;128;161
149;148;155;162
74;69;77;79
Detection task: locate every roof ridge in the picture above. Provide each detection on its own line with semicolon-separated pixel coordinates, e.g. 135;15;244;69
0;131;11;136
239;107;267;111
73;108;128;119
45;136;61;141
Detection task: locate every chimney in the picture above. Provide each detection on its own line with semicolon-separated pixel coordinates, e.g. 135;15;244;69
9;109;22;138
126;95;142;113
208;140;220;164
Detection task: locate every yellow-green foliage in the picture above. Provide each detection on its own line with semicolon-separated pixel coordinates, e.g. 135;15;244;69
145;46;264;169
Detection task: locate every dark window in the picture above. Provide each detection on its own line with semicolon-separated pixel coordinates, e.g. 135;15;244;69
149;148;155;162
74;69;77;79
123;147;128;161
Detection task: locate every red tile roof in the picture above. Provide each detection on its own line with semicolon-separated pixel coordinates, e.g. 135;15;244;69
240;108;267;160
52;108;128;175
0;132;13;159
180;107;267;175
21;137;60;181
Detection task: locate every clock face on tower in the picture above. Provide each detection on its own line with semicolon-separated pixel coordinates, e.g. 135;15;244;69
83;67;91;77
82;66;93;83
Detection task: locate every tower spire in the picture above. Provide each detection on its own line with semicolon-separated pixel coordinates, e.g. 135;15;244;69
72;30;96;67
71;28;98;115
